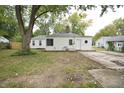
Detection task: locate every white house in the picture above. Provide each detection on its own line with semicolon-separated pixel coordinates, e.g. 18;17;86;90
0;36;9;43
96;36;111;48
96;35;124;52
30;32;92;51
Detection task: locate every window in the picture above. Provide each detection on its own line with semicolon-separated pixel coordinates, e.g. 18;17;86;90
32;41;35;46
118;43;121;46
85;40;88;44
69;39;73;45
39;40;42;46
47;39;53;46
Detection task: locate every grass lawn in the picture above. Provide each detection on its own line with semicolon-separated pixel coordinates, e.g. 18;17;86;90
0;49;105;88
93;46;106;52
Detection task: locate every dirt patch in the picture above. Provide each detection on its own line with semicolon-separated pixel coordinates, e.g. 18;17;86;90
0;52;104;88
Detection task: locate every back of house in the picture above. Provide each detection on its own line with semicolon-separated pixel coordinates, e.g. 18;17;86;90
30;32;93;51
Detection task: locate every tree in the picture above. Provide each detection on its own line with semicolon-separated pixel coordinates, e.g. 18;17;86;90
0;6;17;39
54;22;65;33
68;12;92;36
113;18;124;35
93;24;118;41
93;18;124;41
15;5;69;53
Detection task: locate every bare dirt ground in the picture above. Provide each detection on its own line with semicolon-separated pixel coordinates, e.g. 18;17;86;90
0;51;104;88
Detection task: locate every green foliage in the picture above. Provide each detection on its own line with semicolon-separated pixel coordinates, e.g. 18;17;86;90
11;50;36;56
113;18;124;35
0;6;17;39
93;18;124;41
62;81;76;88
80;82;98;88
93;24;117;41
121;44;124;53
53;12;91;36
54;23;65;33
68;12;91;36
107;41;115;51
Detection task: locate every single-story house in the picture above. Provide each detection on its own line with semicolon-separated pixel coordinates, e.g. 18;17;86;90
96;35;124;52
30;32;92;51
0;36;9;43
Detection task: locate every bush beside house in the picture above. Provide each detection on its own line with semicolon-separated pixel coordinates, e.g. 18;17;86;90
107;41;115;51
121;44;124;53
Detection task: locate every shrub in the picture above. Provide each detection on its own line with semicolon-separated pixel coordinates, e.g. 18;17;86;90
121;44;124;53
11;50;36;56
107;41;115;51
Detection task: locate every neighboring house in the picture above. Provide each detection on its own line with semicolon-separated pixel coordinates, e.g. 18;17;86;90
0;36;9;43
30;32;92;51
96;35;124;52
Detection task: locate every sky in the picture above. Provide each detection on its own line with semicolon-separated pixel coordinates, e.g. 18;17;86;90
83;6;124;36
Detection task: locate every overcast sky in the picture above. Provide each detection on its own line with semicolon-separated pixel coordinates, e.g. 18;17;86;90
83;6;124;36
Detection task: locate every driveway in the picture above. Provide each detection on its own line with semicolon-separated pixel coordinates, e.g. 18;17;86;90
80;51;124;70
80;51;124;87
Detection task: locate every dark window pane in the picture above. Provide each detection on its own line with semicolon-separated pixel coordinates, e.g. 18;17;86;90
32;41;35;46
69;39;73;45
47;39;53;46
39;40;42;46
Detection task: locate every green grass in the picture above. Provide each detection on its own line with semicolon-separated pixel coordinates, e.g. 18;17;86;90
93;46;106;52
0;49;54;80
0;49;104;88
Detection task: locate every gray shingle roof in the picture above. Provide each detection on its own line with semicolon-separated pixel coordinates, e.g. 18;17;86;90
47;32;80;37
31;32;92;40
47;32;92;37
109;35;124;42
100;35;124;42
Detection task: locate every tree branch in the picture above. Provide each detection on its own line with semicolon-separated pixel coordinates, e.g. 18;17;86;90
28;5;41;34
34;10;53;21
15;5;25;35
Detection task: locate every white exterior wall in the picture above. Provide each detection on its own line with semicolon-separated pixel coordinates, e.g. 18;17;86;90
30;39;46;48
74;37;92;50
114;42;124;51
46;37;92;51
96;37;109;48
46;37;75;51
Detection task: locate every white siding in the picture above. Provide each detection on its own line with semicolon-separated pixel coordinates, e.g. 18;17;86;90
30;39;46;48
114;42;124;51
46;37;92;51
46;37;75;51
81;37;92;50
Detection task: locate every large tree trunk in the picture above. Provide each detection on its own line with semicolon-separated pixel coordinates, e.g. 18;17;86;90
15;5;40;53
21;31;31;52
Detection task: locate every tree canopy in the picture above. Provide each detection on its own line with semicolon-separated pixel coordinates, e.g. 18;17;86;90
0;6;17;39
93;17;124;41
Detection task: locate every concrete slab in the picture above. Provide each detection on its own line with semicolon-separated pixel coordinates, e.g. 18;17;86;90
80;52;124;70
101;51;124;57
89;69;124;88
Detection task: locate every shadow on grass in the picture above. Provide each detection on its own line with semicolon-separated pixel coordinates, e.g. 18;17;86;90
11;50;36;56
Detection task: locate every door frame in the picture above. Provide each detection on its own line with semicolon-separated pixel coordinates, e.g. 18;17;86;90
75;39;81;50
